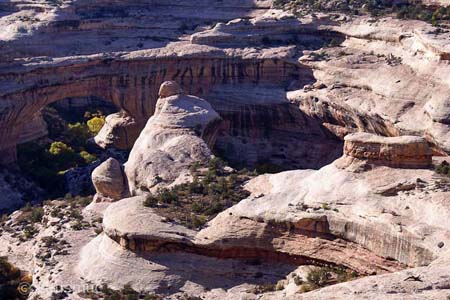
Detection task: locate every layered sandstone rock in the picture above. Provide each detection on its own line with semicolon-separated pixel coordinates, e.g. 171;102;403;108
339;133;433;169
124;81;222;194
77;135;450;299
289;16;450;154
0;1;292;165
3;2;450;299
190;11;343;48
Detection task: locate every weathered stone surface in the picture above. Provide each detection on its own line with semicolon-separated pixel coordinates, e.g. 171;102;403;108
158;81;184;98
193;161;450;299
190;11;343;47
77;137;450;299
92;158;127;202
3;2;450;300
94;112;143;150
102;196;196;248
124;81;222;194
340;133;433;169
289;16;450;154
424;97;450;125
17;110;48;144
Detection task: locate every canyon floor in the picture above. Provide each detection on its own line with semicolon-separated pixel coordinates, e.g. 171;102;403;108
1;1;450;300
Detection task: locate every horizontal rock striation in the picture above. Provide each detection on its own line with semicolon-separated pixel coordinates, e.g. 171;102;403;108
99;196;404;277
341;133;433;169
0;49;303;165
0;0;285;165
289;16;450;154
211;86;342;169
191;12;344;48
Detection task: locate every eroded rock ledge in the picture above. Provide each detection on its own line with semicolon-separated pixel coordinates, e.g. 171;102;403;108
340;133;433;170
79;132;449;299
99;196;404;276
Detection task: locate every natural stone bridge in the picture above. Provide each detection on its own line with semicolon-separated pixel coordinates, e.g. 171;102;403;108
0;48;306;164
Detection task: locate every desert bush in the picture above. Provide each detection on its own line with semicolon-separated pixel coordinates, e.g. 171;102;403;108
253;283;277;294
143;194;158;207
80;151;97;164
275;0;450;25
65;122;91;148
436;161;450;177
144;164;252;229
22;225;38;240
87;116;105;136
157;188;179;205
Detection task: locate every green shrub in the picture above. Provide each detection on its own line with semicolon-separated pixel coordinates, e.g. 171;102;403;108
22;225;38;240
80;151;97;164
49;141;79;170
306;267;332;289
66;122;91;147
30;207;44;223
157;188;179;204
87;116;105;136
190;215;207;229
255;162;283;174
208;157;225;172
41;236;59;248
143;194;158;207
436;161;450;177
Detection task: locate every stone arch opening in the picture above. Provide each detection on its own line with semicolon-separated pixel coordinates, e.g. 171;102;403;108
15;94;122;199
0;55;304;166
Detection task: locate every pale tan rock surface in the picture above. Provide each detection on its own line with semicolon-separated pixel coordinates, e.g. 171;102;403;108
340;133;433;169
124;81;222;194
17;110;48;144
91;157;127;202
94;112;144;150
2;1;450;299
102;196;196;248
77;135;450;299
289;16;450;154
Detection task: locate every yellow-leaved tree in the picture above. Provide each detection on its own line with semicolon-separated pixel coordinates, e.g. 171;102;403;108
87;116;105;136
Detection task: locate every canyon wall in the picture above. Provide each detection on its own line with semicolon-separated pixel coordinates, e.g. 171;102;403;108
0;52;302;164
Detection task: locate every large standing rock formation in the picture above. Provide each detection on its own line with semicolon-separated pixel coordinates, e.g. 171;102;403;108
124;81;222;194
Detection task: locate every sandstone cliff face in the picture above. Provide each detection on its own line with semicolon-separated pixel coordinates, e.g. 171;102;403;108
0;0;280;165
289;16;450;154
0;47;302;164
17;110;48;144
209;85;342;169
